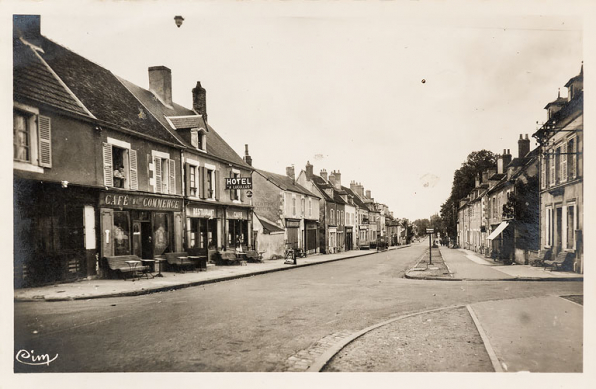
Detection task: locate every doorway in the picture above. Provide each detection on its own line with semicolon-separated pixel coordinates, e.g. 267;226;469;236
132;220;153;259
556;207;563;254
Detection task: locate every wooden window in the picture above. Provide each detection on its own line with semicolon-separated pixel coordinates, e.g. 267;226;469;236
568;137;576;179
14;111;30;162
541;156;547;189
560;143;567;183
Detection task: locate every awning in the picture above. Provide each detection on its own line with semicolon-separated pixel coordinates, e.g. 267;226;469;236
487;222;509;240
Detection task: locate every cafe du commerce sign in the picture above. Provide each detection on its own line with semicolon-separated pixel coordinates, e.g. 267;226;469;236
100;193;182;211
225;176;252;190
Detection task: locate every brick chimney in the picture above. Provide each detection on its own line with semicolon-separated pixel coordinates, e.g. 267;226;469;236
328;172;336;186
243;144;252;166
13;15;41;46
148;66;173;107
320;169;328;181
518;134;530;158
497;149;513;174
350;181;358;194
366;190;372;199
192;81;207;122
286;165;295;183
305;161;314;180
332;170;341;190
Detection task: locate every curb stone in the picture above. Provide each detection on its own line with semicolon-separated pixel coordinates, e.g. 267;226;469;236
16;246;412;302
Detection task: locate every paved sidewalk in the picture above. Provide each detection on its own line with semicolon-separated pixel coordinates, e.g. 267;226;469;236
406;246;583;281
15;247;406;302
322;295;583;372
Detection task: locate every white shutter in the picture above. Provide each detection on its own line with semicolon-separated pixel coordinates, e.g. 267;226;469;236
154;157;162;193
103;143;113;187
38;115;52;167
169;159;176;194
541;157;546;189
129;149;138;190
549;152;555;186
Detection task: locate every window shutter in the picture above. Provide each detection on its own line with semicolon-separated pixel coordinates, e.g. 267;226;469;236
169;159;176;194
200;166;207;199
38;115;52;167
541;157;546;189
562;144;567;182
214;170;220;200
129;149;138;190
154;157;162;193
185;163;191;197
102;143;113;187
549;152;555;186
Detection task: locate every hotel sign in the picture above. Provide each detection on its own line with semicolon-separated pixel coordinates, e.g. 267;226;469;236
225;177;252;190
100;193;182;211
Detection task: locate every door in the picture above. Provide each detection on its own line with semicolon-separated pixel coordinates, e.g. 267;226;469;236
287;227;299;249
556;207;563;254
141;222;153;259
132;221;142;257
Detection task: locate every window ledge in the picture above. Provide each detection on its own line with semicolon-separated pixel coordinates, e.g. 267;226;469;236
14;162;44;174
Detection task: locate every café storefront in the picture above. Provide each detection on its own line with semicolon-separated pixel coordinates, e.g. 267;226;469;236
185;202;220;261
99;192;183;275
226;206;252;250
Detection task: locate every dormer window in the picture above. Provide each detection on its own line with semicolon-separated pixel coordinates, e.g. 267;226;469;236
190;128;207;151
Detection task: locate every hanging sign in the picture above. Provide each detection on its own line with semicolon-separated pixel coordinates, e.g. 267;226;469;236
225;177;252;189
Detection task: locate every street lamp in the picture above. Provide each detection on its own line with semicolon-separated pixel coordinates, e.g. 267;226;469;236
174;15;184;28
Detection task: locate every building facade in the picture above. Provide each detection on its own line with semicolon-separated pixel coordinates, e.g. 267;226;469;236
533;65;583;273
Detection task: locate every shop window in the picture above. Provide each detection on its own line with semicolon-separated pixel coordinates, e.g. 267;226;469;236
153;213;171;256
228;219;248;248
14;107;51;170
113;211;131;256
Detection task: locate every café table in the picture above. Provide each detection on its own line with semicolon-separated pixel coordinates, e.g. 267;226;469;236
153;258;165;277
188;255;208;271
141;259;155;279
124;260;141;281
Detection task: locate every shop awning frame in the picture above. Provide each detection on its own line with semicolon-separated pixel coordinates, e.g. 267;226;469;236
487;221;510;240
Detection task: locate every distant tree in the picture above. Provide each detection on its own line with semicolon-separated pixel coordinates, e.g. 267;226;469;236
413;218;430;237
440;150;497;239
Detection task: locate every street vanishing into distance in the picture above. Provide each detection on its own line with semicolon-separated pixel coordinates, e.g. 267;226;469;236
14;242;583;373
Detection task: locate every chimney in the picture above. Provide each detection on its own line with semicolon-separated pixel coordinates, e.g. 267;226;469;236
358;183;365;198
320;169;328;181
13;15;41;46
192;81;207;122
148;66;173;107
305;161;314;179
328;172;336;186
243;144;252;166
503;149;512;168
482;170;489;184
366;190;372;199
350;181;358;194
518;134;530;158
475;173;480;188
332;170;341;190
286;165;295;183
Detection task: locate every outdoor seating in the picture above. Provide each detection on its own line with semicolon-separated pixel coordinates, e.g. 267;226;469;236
543;251;575;272
105;255;149;280
217;250;246;266
165;252;197;272
245;250;263;263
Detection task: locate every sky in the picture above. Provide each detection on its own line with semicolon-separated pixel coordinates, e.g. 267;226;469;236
2;0;588;221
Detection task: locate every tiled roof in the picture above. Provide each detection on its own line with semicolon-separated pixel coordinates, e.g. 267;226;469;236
167;116;206;130
119;77;251;168
256;169;319;198
13;39;91;117
343;186;368;209
310;175;335;202
544;96;567;109
39;36;182;145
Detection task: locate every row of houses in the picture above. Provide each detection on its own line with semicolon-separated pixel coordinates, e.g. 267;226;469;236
13;15;402;288
457;64;583;273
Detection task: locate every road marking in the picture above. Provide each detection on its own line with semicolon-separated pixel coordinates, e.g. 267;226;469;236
466;304;504;372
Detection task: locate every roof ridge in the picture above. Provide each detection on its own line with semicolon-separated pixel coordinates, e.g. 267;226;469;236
26;37;96;119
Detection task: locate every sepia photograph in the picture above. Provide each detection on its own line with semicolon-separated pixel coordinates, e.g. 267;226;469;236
3;0;594;387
